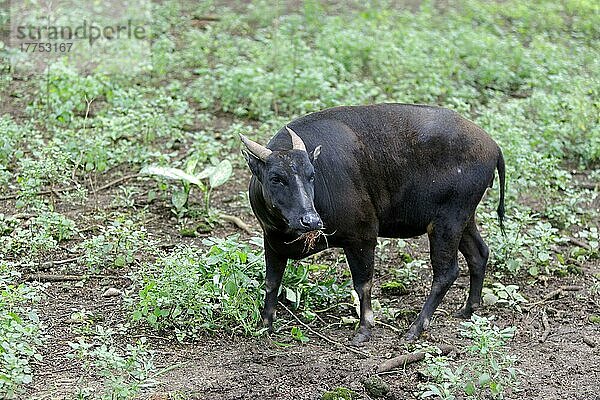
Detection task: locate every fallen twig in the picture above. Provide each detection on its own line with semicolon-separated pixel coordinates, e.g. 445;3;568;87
220;214;253;234
25;273;129;282
93;173;141;194
280;303;369;358
568;237;591;250
539;311;550;343
0;173;140;201
583;336;596;348
525;285;584;309
377;344;455;373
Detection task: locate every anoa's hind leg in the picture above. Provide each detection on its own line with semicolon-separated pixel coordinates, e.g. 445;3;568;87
455;217;489;319
405;220;462;341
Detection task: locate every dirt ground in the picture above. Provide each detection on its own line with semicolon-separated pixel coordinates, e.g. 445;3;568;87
7;167;597;400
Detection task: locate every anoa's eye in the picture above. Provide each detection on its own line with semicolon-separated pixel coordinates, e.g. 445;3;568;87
308;172;315;182
270;176;286;185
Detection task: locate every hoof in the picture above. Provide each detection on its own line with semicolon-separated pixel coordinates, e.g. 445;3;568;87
350;330;372;347
405;319;426;341
453;307;472;319
260;317;274;333
404;331;419;342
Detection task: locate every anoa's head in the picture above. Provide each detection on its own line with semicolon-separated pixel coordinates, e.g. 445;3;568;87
241;127;323;234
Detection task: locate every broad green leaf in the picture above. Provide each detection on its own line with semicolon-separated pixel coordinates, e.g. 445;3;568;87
478;373;491;386
185;156;200;175
199;160;234;188
464;381;475;395
285;287;298;305
141;165;203;187
171;189;188;210
483;292;498;305
197;165;214;180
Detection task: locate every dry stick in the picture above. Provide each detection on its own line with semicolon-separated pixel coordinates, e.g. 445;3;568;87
526;285;584;309
583;336;596;348
539;311;551;343
92;173;141;194
0;173;141;201
568;237;591;250
377;344;456;373
220;214;253;234
25;273;129;282
279;303;369;358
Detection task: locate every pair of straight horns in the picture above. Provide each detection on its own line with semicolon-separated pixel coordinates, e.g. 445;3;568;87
240;126;306;161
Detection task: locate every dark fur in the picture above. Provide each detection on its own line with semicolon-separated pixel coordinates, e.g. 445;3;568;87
245;103;506;343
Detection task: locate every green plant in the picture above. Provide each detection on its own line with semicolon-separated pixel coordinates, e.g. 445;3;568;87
321;387;359;400
290;326;309;343
68;327;156;400
281;261;351;311
482;283;528;312
131;237;264;340
0;266;44;398
419;315;521;400
381;259;423;296
141;157;233;216
81;218;147;270
0;212;76;259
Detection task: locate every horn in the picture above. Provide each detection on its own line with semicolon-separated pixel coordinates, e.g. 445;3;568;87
239;134;272;161
286;126;307;152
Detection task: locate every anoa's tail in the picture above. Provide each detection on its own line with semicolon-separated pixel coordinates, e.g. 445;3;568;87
496;149;506;235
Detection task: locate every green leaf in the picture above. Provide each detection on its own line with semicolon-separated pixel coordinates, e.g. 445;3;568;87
464;381;476;395
285;287;298;305
114;255;126;267
171;189;188;210
478;373;491;386
185;156;200;175
537;251;550;262
206;160;233;188
483;292;498;305
141;165;203;187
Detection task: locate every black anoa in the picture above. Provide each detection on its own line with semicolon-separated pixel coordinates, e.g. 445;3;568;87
240;103;506;345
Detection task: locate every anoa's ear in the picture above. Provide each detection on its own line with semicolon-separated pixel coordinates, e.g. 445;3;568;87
243;150;265;181
312;145;322;163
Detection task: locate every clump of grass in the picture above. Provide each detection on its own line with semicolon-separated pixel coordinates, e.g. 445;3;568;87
130;236;264;341
419;315;521;400
287;230;329;252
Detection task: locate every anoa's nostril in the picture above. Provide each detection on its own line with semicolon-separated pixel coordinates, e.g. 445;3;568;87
301;214;322;230
300;215;312;227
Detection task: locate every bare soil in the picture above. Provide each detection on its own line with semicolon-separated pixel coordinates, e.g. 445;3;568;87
5;167;597;400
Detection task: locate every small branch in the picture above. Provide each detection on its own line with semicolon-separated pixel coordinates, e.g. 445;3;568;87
539;311;550;343
0;174;141;201
568;237;591;250
280;303;369;358
25;273;129;282
377;344;455;373
220;214;253;234
583;336;596;348
525;285;584;309
93;173;141;194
